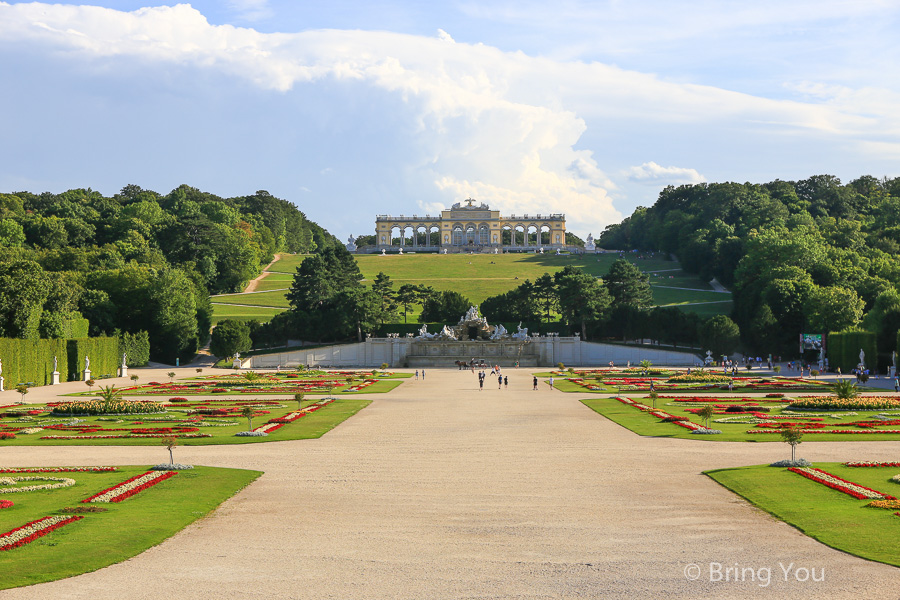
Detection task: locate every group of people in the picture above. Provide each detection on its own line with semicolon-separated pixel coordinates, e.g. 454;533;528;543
477;367;508;391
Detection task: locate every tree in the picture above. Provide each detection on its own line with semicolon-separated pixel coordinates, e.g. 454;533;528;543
780;427;803;462
420;290;471;323
85;378;96;392
699;315;740;357
396;284;429;323
167;372;176;383
0;260;51;338
161;436;178;465
293;392;305;410
831;378;859;400
803;285;864;333
333;287;380;341
533;273;558;323
604;259;652;308
554;266;612;338
697;404;714;429
371;271;398;325
241;405;255;431
15;384;28;402
210;320;252;358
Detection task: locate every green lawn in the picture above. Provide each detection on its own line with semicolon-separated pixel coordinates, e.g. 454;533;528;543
707;463;900;567
0;465;260;589
580;396;900;442
211;303;286;323
232;252;726;319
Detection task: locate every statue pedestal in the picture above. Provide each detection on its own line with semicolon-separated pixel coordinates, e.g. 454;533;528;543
0;376;4;392
232;358;242;369
119;365;128;378
83;368;92;382
51;371;60;385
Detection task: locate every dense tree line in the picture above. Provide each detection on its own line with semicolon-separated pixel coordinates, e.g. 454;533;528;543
0;185;337;363
599;175;900;361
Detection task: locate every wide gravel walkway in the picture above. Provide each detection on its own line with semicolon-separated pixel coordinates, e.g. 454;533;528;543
3;367;900;598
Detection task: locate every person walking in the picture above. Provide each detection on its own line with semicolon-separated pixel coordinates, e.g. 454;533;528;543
415;370;419;380
533;376;538;390
421;369;425;380
549;376;554;390
498;374;503;389
504;376;508;389
479;376;484;391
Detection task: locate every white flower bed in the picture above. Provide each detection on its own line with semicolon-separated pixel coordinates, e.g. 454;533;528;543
0;515;80;550
234;431;268;437
0;476;76;493
770;459;811;467
18;428;44;435
691;428;722;434
151;464;194;471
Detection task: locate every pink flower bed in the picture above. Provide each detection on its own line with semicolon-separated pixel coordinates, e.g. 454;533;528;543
0;515;84;551
0;500;12;509
82;470;178;503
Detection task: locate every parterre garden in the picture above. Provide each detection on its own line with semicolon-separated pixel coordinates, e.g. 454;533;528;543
545;368;900;565
0;465;260;589
0;370;408;446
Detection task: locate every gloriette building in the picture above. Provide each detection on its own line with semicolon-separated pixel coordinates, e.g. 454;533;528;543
375;198;566;251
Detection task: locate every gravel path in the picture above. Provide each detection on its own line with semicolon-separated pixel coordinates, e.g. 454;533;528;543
3;367;900;598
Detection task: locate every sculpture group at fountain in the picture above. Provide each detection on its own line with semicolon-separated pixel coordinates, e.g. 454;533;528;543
415;306;529;342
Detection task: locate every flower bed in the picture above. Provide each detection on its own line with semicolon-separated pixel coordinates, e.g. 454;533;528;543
788;467;895;500
845;461;900;468
788;397;900;411
0;500;12;509
51;399;165;415
82;470;178;503
0;466;116;473
0;515;84;551
0;476;76;493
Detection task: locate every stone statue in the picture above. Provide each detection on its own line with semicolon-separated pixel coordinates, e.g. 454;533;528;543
440;325;457;340
417;324;436;340
0;357;3;376
585;233;595;251
539;247;544;254
122;352;127;368
512;322;529;340
490;323;508;340
346;235;357;251
859;348;866;365
85;355;90;370
398;247;403;254
381;248;386;255
53;355;58;372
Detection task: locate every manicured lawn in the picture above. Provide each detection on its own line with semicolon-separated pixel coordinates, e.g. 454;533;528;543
211;303;286;323
0;397;372;446
0;465;261;589
211;290;291;308
252;272;293;291
707;463;900;567
580;395;900;442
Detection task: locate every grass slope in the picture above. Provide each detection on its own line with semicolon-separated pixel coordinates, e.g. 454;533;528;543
0;465;261;589
222;252;729;323
707;463;900;567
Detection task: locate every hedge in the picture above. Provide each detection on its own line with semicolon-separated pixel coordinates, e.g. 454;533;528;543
118;331;150;367
827;329;877;372
66;337;120;381
0;338;68;387
60;317;90;339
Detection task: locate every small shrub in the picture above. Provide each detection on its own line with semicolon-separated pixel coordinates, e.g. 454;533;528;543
61;506;108;514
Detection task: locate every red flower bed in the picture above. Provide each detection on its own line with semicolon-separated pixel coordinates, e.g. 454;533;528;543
0;500;13;509
845;461;900;467
0;515;84;551
788;467;894;500
0;432;16;440
83;471;177;503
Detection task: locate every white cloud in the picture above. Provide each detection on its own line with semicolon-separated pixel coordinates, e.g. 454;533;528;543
0;2;898;237
625;162;706;186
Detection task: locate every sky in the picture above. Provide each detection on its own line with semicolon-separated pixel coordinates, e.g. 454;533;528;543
1;1;899;241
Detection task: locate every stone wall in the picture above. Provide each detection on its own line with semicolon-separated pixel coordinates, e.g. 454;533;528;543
246;336;701;368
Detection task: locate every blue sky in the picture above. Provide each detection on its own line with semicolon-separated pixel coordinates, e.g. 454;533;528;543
1;1;899;241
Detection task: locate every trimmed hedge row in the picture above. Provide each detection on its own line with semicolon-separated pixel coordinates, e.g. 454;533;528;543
827;329;877;372
0;334;145;387
118;331;150;367
0;338;68;387
67;337;120;381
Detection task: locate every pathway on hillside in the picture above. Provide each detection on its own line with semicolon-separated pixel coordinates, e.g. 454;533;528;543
241;254;282;294
2;368;898;598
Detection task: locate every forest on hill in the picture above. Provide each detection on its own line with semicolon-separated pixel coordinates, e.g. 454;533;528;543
599;175;900;363
0;184;337;362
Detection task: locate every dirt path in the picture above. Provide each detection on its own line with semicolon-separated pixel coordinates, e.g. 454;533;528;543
3;368;899;598
243;254;281;293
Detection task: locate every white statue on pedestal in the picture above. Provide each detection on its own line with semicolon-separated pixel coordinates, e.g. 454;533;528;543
490;323;508;340
585;233;595;251
85;355;90;370
381;248;386;255
346;235;357;251
440;325;457;340
53;356;58;372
